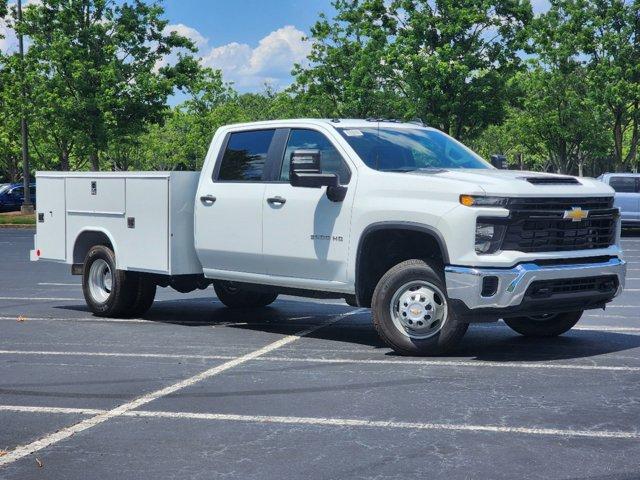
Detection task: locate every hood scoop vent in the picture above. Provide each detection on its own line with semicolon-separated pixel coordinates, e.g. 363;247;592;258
521;176;581;185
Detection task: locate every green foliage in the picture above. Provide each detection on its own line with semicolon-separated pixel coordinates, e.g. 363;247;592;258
0;0;639;180
21;0;200;170
294;0;532;139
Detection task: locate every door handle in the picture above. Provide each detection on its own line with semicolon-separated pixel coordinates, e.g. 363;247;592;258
200;195;217;205
267;196;286;205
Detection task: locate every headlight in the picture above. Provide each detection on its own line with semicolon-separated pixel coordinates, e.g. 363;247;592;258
475;222;506;254
460;195;509;207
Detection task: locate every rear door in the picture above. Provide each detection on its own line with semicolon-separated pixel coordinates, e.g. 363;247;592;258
609;176;640;223
195;129;277;275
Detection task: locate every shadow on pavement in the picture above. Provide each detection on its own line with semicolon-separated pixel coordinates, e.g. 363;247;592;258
54;299;640;363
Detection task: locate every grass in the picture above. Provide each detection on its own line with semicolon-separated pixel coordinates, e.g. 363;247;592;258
0;212;36;225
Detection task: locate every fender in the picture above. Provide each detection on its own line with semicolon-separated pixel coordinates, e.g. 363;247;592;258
354;221;450;305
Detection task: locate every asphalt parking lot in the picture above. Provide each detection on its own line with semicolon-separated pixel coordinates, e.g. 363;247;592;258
0;228;639;479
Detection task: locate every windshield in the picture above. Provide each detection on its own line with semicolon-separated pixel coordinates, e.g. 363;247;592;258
0;185;10;195
337;127;490;171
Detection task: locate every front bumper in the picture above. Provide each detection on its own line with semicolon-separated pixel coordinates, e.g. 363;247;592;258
445;257;626;315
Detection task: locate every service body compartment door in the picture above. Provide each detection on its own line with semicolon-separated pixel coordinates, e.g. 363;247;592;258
35;176;66;261
122;177;169;273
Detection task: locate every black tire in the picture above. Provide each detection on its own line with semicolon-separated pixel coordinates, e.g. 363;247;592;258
344;295;359;307
82;245;136;317
126;274;157;318
503;311;583;337
371;259;468;356
213;281;278;308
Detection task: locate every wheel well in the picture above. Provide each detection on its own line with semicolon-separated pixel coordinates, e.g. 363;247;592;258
73;231;114;264
355;226;446;308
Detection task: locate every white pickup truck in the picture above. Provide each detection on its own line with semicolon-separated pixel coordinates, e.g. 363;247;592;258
31;119;627;355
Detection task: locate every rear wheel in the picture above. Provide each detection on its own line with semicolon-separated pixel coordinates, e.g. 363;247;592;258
371;259;468;356
503;311;583;337
82;245;135;317
126;274;157;318
213;281;278;308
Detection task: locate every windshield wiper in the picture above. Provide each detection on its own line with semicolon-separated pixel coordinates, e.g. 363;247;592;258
379;167;419;172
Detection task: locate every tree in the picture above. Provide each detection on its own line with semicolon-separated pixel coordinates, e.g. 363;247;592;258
295;0;532;139
538;0;640;170
21;0;201;170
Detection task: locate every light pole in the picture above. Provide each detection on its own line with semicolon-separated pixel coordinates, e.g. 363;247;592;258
17;0;33;214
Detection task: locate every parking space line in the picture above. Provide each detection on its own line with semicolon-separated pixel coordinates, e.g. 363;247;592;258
0;309;364;468
0;405;104;416
0;316;150;324
0;405;636;440
37;283;81;286
0;297;81;301
0;349;235;361
261;356;640;372
0;315;323;325
0;349;638;372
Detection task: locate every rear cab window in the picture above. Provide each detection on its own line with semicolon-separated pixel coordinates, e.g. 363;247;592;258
609;176;638;193
216;129;276;182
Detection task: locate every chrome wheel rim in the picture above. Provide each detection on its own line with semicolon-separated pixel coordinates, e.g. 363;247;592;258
389;281;448;339
88;259;112;304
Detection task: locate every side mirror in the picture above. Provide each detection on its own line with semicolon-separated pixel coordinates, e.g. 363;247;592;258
490;154;508;169
289;149;347;202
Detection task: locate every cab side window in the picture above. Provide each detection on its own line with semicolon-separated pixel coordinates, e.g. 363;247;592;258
280;129;351;184
217;129;276;182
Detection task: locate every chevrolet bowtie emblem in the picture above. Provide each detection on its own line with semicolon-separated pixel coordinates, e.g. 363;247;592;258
563;207;589;222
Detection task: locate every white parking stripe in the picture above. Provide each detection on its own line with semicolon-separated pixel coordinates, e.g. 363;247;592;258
0;315;321;325
0;349;234;361
573;326;640;332
0;297;80;301
0;349;638;372
0;309;363;467
0;405;636;440
0;405;104;415
0;316;150;324
37;283;81;286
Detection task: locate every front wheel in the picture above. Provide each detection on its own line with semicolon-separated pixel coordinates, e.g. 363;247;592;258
213;281;278;308
371;259;468;356
503;311;583;337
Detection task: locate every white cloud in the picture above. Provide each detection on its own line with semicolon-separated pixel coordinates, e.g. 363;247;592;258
164;23;209;50
198;25;312;91
4;16;311;92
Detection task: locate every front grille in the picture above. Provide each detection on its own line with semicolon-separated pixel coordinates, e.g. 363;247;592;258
525;276;618;299
501;217;616;252
484;197;617;253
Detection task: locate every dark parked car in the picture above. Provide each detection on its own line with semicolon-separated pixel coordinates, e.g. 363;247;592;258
0;182;36;212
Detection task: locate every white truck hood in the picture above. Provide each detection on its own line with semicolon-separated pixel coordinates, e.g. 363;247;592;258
410;169;615;197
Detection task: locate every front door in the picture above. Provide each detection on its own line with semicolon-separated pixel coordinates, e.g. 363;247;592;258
195;129;277;275
262;128;355;283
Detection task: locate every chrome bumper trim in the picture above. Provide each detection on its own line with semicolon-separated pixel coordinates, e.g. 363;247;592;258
444;258;626;310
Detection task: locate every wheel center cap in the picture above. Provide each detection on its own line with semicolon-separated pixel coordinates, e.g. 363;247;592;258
408;303;423;319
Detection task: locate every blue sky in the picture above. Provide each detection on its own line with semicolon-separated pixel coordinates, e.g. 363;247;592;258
1;0;551;93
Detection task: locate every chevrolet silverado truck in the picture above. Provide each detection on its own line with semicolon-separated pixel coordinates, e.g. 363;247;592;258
30;119;627;355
